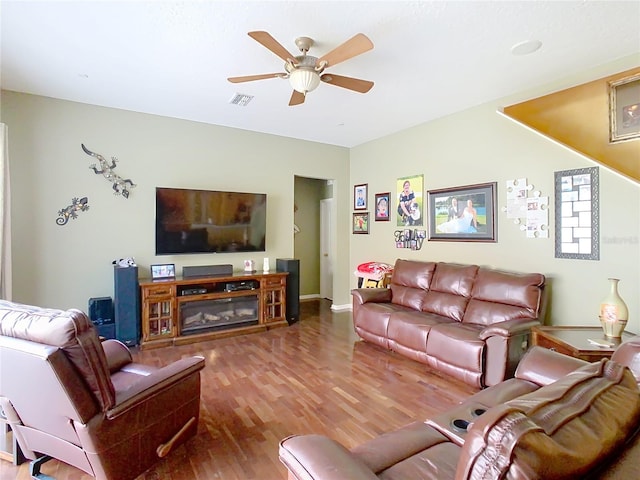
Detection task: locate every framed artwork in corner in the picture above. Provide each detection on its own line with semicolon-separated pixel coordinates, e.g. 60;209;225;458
427;182;497;242
354;183;368;210
353;212;370;234
374;192;391;221
609;72;640;143
150;263;176;280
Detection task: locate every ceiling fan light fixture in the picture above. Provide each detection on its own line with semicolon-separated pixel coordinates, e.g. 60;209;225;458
289;68;320;94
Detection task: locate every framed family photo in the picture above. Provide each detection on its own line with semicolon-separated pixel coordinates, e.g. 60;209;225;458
374;192;390;221
427;182;497;242
354;183;368;210
396;174;424;227
609;72;640;143
352;212;369;234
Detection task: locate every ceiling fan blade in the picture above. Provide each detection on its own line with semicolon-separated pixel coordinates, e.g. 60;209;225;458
317;33;373;68
248;31;296;62
321;74;374;93
289;90;305;106
227;73;284;83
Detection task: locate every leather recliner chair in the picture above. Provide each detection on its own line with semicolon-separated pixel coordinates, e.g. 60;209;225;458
279;338;640;479
0;300;205;480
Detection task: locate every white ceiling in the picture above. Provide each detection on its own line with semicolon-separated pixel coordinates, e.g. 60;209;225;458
2;1;639;148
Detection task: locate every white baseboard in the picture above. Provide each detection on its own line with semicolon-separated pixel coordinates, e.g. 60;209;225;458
300;294;321;301
330;303;352;312
299;295;352;312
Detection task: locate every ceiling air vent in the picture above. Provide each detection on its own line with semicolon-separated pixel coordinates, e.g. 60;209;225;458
229;93;254;106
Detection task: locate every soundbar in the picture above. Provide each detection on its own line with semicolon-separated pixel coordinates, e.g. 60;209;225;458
182;264;233;278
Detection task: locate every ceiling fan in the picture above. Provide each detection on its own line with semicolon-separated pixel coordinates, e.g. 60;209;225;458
228;31;374;106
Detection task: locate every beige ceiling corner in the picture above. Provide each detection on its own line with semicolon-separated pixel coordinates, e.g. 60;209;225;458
503;67;640;183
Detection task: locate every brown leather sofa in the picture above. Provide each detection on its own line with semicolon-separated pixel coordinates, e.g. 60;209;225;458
279;337;640;479
0;300;205;480
351;259;546;388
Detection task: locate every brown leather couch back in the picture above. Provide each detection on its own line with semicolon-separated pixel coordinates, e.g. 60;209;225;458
0;300;115;409
458;359;640;479
422;263;478;322
389;259;435;310
463;268;546;326
387;260;546;325
612;336;640;387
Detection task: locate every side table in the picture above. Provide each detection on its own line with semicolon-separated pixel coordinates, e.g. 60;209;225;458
531;325;636;362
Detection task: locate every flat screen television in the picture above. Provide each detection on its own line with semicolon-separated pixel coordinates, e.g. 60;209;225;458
155;187;266;255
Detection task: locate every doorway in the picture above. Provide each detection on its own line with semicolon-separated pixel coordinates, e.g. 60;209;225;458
294;176;334;301
320;198;333;300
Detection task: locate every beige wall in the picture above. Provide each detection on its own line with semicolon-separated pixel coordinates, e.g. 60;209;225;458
1;91;351;310
350;55;640;332
2;54;639;329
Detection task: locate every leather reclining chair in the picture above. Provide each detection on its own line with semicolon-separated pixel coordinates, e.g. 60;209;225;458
0;300;205;479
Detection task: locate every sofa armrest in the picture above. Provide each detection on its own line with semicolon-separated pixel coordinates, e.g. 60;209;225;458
101;339;133;373
351;288;392;305
479;319;540;340
515;346;588;386
106;356;205;419
279;434;379;480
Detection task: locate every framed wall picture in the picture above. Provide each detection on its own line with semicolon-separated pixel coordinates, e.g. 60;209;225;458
396;174;424;226
554;166;599;260
427;182;497;242
353;212;370;234
354;183;368;210
609;72;640;143
150;263;176;280
374;192;390;221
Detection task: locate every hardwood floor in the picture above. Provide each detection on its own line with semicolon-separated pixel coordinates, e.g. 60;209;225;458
0;299;476;480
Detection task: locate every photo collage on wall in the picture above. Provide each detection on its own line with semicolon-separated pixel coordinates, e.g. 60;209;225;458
351;174;426;250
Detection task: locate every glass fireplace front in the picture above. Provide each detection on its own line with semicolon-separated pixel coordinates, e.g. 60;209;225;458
180;295;259;335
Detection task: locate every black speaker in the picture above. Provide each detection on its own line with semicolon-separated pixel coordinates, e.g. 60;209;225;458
277;258;300;325
88;296;115;339
114;266;140;346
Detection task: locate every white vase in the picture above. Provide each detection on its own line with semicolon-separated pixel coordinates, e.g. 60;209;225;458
599;278;628;338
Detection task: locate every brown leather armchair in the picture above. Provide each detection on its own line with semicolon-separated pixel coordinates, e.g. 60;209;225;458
0;300;205;480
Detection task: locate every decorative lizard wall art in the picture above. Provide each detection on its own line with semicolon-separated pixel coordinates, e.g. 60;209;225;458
56;197;89;225
81;144;136;198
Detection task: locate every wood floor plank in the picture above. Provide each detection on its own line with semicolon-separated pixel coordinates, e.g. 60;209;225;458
0;299;476;480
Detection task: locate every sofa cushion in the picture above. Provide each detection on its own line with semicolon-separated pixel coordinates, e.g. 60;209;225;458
457;359;640;480
463;268;545;326
421;263;478;321
351;421;453;475
387;311;453;363
426;323;484;372
390;260;435;310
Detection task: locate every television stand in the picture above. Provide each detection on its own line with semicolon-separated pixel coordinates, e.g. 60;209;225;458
139;272;287;349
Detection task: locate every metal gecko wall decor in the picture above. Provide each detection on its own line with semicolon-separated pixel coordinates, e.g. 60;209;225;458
81;144;136;198
56;197;89;225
